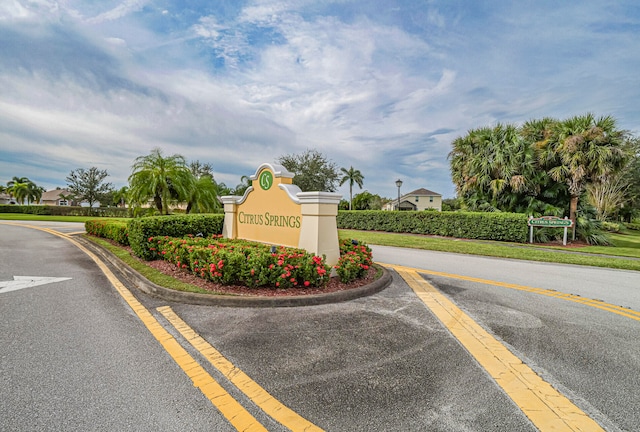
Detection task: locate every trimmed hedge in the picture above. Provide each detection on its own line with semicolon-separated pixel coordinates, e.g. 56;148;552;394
0;204;130;217
85;220;130;245
128;214;225;260
0;204;52;214
337;210;529;243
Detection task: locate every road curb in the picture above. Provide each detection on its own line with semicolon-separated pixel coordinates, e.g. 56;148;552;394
76;236;392;307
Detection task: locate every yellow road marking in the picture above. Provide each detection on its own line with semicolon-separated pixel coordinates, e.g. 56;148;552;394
3;223;267;431
379;262;640;322
158;306;323;432
390;264;604;432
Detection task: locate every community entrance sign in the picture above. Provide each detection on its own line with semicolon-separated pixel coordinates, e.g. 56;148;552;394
528;216;574;246
221;163;342;265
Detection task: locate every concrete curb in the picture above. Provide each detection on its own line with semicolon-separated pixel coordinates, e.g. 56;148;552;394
77;236;392;308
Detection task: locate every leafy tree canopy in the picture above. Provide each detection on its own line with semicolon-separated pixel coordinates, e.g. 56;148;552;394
278;149;339;192
66;167;113;208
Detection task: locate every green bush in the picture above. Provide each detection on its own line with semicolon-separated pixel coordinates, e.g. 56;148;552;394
0;204;130;217
151;235;332;288
337;210;528;242
128;214;225;260
0;204;52;215
85;220;130;245
625;222;640;231
601;221;623;233
334;239;373;283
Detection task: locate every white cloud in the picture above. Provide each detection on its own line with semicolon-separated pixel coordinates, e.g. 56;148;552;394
86;0;149;24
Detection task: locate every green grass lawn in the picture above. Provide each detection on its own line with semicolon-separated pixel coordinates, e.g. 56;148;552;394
339;229;640;272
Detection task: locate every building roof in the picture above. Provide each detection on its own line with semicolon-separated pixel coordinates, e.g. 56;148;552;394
41;189;72;201
403;188;441;197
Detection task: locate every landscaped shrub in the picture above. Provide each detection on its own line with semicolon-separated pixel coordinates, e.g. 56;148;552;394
0;204;129;217
624;222;640;231
337;210;529;242
334;239;373;283
150;235;332;288
85;220;130;245
0;204;52;215
127;214;224;260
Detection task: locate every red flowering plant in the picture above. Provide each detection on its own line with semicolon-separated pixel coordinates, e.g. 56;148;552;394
149;235;370;288
153;235;331;289
334;239;373;283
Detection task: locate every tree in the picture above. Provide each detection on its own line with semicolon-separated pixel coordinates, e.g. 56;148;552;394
449;123;556;214
108;186;129;207
232;175;251;196
619;136;640;222
545;114;628;237
66;167;113;208
586;173;628;221
339;166;364;210
27;183;45;205
7;176;38;205
449;115;630;223
186;161;220;214
352;191;383;210
128;148;194;215
278;149;339;192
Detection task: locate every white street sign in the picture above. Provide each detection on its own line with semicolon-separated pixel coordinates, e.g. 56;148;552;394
0;276;72;294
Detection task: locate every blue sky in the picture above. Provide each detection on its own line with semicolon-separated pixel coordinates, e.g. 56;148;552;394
1;1;639;200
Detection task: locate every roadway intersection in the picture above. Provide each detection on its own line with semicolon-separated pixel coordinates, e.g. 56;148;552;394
1;221;638;431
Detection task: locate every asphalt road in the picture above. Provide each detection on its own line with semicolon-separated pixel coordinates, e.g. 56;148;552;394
1;221;639;431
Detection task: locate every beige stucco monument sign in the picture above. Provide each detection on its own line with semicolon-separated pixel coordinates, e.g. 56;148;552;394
221;163;342;265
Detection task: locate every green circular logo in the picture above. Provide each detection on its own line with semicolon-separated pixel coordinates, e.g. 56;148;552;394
259;171;273;190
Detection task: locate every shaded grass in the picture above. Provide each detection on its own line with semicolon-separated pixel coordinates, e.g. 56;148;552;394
339;229;640;272
578;231;640;258
85;235;212;295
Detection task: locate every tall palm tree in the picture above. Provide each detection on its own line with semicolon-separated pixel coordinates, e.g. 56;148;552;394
545;114;627;238
128;148;194;215
339;166;364;210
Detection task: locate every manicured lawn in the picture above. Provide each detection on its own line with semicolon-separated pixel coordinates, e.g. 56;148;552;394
339;229;640;272
578;231;640;259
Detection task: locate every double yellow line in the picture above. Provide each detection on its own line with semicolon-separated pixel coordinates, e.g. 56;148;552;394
389;264;605;432
4;222;320;431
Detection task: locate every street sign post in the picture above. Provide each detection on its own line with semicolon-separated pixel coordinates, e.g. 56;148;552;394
528;216;574;246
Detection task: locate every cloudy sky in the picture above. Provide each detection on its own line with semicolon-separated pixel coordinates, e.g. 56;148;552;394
1;1;639;200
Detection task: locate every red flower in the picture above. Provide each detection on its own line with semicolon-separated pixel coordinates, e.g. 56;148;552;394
304;281;310;287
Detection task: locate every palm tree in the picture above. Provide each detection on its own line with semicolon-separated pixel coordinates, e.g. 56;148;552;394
232;175;251;196
545;114;627;238
128;148;194;215
27;183;45;205
186;175;220;214
339;166;364;210
109;186;129;207
6;177;34;205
